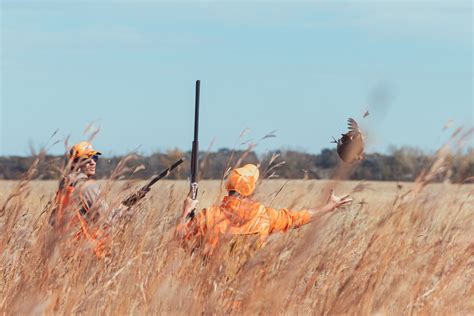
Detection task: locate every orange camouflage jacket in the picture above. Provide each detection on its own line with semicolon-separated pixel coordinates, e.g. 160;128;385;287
178;195;311;253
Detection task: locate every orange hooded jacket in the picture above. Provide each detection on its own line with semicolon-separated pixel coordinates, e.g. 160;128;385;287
178;164;312;253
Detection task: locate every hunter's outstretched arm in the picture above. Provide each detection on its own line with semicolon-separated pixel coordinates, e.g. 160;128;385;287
228;191;352;242
306;190;353;222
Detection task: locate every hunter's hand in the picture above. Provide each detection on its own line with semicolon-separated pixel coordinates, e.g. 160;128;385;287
307;190;353;221
327;190;352;211
182;197;199;218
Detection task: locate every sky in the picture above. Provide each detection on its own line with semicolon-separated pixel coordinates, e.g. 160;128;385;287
0;0;472;157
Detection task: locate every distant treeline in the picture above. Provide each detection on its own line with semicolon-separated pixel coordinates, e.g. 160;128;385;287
0;147;472;183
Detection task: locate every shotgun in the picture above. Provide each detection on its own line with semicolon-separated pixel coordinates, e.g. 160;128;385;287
122;158;185;207
186;80;200;219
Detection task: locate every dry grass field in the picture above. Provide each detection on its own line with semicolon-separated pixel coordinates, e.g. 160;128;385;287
1;164;473;315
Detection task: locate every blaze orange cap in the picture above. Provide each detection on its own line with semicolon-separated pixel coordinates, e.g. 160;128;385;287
225;164;260;197
70;141;102;159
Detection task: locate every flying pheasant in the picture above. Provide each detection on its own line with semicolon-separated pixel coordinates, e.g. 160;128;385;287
332;118;365;163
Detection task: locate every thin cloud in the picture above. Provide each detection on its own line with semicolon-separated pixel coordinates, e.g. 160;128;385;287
322;1;472;42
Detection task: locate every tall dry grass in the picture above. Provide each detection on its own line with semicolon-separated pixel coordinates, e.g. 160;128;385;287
0;131;473;315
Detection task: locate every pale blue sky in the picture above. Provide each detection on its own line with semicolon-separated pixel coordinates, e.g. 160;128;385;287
1;1;472;156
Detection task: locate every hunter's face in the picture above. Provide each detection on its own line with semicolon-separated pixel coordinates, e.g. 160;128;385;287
83;155;97;177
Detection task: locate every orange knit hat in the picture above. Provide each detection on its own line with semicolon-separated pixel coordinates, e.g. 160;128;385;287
225;164;260;196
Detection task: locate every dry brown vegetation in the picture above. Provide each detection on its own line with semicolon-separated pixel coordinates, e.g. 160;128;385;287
1;137;473;315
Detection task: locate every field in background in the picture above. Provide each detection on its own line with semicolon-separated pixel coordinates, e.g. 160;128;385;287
1;178;473;315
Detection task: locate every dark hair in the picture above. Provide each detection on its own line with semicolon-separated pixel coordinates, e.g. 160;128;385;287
228;190;240;197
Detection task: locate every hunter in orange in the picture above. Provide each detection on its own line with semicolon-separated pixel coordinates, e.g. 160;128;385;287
177;164;352;254
49;141;127;258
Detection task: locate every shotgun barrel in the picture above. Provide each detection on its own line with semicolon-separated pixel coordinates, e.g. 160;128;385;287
122;158;185;207
190;80;200;199
187;80;200;219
